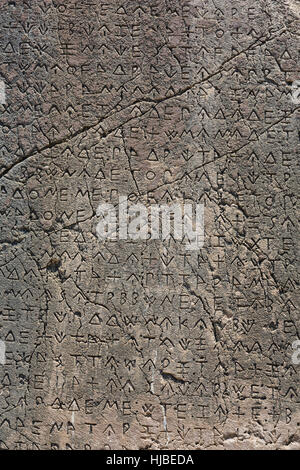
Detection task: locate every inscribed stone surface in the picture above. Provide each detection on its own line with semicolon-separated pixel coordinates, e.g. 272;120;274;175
0;0;299;450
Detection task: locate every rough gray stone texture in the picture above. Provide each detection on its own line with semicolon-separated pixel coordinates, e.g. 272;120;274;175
0;0;299;450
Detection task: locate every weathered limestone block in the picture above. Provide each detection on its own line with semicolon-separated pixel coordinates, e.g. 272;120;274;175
0;0;299;450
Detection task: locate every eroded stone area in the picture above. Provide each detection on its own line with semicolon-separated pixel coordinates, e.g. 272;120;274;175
0;0;299;450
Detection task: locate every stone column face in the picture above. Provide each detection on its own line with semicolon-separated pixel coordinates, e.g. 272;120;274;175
0;0;299;450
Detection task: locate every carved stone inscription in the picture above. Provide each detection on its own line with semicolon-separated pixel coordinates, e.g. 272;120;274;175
0;0;299;450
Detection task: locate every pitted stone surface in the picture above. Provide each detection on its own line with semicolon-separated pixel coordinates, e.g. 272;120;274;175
0;0;299;450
